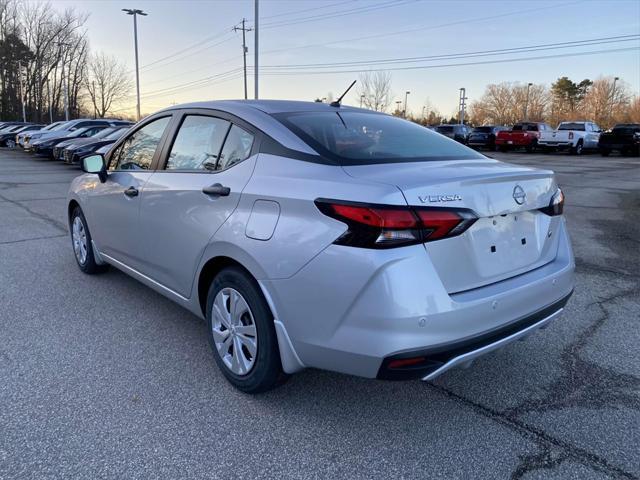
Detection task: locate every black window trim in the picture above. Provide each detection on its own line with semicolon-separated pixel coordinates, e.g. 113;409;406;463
152;108;261;174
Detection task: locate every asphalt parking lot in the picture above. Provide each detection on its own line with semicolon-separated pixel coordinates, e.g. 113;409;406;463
0;147;638;479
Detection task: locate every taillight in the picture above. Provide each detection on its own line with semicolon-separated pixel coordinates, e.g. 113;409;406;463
539;188;564;216
568;132;574;140
315;199;477;249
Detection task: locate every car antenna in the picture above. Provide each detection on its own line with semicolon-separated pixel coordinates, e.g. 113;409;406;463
330;80;356;107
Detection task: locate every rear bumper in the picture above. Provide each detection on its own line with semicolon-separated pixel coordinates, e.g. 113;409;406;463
378;291;571;380
495;138;532;147
599;143;638;151
539;141;573;149
264;219;575;379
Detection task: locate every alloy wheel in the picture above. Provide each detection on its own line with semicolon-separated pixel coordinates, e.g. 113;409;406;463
72;216;88;265
211;287;258;376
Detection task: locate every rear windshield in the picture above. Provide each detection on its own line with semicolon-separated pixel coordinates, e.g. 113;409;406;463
435;125;454;133
275;112;483;165
472;127;493;133
512;124;538;131
558;123;585;131
612;126;640;134
105;128;128;140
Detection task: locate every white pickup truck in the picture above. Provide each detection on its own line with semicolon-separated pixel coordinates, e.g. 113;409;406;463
538;121;602;155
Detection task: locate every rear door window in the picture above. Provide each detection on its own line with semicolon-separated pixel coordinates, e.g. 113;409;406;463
217;125;255;171
165;115;230;171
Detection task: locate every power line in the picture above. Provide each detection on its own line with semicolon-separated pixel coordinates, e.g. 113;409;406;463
139;35;237;73
259;35;640;70
258;0;584;56
140;67;245;100
260;0;357;21
252;46;639;75
260;0;416;30
138;29;234;71
142;54;243;87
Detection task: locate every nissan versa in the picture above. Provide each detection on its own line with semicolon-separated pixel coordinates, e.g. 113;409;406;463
67;100;575;393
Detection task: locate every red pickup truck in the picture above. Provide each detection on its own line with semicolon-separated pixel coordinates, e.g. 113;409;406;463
495;122;552;152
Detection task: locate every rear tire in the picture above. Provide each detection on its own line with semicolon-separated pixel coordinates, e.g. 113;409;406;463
70;206;107;274
6;139;16;148
525;140;538;153
206;267;287;394
571;140;584;155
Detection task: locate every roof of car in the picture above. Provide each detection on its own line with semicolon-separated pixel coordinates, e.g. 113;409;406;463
161;99;370;115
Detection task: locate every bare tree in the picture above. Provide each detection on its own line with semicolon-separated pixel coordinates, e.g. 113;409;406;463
357;71;393;112
626;96;640;124
469;82;549;125
85;52;131;118
580;77;631;128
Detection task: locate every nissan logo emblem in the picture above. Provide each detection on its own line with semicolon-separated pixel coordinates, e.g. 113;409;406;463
513;185;526;205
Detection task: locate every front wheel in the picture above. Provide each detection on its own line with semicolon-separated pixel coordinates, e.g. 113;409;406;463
206;267;286;393
70;206;107;274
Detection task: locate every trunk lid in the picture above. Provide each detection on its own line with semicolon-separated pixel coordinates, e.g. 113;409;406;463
342;159;561;293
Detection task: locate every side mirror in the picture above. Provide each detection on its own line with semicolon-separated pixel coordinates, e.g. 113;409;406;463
82;154;107;183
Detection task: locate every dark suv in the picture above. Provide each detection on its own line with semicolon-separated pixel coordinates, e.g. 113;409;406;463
434;124;471;144
467;126;509;150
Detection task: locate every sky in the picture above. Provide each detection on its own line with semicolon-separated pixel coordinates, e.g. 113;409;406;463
40;0;640;117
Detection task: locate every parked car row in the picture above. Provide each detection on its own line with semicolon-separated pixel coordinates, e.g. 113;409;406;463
0;118;132;164
436;120;640;156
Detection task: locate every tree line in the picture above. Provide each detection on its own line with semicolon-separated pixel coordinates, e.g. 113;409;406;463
468;77;639;129
355;72;639;129
0;0;131;123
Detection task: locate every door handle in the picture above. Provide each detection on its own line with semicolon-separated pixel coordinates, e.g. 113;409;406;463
124;186;139;197
202;183;231;197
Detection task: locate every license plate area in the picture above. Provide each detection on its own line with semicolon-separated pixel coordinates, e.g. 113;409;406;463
467;212;541;278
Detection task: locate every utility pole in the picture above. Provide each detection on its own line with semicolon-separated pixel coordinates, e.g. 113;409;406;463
123;8;147;120
18;60;26;122
360;94;364;108
458;88;467;124
234;19;253;100
254;0;259;99
421;105;426;120
524;82;533;121
403;90;410;118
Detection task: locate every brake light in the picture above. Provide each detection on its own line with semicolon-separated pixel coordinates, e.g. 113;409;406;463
568;131;574;140
315;199;477;248
539;188;564;216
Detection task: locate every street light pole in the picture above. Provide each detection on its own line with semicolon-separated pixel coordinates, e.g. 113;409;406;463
360;94;364;108
254;0;259;99
18;60;26;122
610;76;619;125
123;8;147;121
403;91;410;118
524;82;533;121
458;88;467;124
